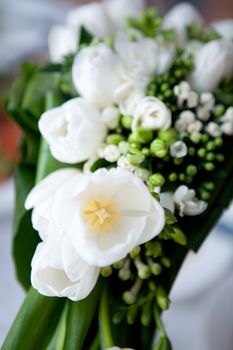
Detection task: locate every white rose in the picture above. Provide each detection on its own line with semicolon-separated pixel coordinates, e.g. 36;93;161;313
31;228;100;301
221;107;233;136
48;25;78;63
67;2;112;38
174;185;208;217
39;98;107;164
212;19;233;40
104;0;144;31
72;44;123;109
170;141;188;158
164;3;203;44
190;39;233;92
132;97;172;131
54;169;165;266
25;169;78;240
101;106;120;129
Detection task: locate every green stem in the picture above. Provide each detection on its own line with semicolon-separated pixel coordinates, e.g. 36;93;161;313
99;287;114;349
153;304;166;338
88;334;101;350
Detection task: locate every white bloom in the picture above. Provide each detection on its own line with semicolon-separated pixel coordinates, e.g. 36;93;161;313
25;169;77;240
103;145;121;162
48;25;78;63
174;81;198;108
54;169;165;266
205;122;222;137
117;156;136;171
39;98;107;164
101;106;120;129
196;92;215;121
212;19;233;40
134;168;150;181
187;120;203;133
31;229;100;301
190;39;233;92
164;3;203;44
175;110;196;132
72;44;123;109
174;185;208;217
170;141;188;158
67;3;111;38
104;0;145;31
115;31;174;82
114;76;145;116
132;97;172;131
221;107;233;136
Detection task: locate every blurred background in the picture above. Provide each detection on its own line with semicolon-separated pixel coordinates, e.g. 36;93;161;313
0;1;233;349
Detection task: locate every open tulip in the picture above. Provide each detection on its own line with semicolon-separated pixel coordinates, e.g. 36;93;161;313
39;98;107;163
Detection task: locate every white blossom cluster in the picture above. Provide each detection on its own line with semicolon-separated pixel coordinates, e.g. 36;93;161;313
25;0;233;301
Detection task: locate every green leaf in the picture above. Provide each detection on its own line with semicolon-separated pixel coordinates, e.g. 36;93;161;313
2;289;65;350
63;282;101;350
13;164;40;290
79;26;94;46
164;208;177;225
47;302;69;350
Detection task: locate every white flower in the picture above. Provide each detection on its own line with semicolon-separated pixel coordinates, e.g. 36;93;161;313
25;169;77;240
117;156;136;171
160;192;175;213
190;39;233;92
187;120;203;133
170;141;188;158
54;169;165;266
164;3;203;44
114;76;145;116
48;25;78;63
72;44;123;109
104;0;145;31
31;229;100;301
39;98;107;164
196;92;215;121
67;2;111;38
134;168;150;181
205;122;222;137
103;145;121;163
101;106;120;129
221;107;233;136
174;185;208;217
175;110;195;132
174;81;198;108
132;97;172;131
212;19;233;40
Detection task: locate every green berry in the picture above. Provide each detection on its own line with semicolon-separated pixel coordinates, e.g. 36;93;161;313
106;134;125;145
169;173;177;182
198;148;206;158
186;165;198;176
121;115;132;129
204;162;215;171
150;139;168;158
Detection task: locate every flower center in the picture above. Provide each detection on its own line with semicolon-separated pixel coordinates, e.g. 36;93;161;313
83;200;120;234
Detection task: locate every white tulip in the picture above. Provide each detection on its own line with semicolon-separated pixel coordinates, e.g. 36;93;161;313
25;168;77;240
132;97;172;131
104;0;145;31
190;39;233;92
164;2;203;44
67;2;111;38
31;229;100;301
39;98;107;164
174;185;207;217
101;106;120;129
221;107;233;136
72;44;123;109
53;169;165;267
48;25;78;63
170;141;188;158
212;19;233;40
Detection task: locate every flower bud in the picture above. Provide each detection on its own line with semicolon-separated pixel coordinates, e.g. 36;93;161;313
150;140;168;158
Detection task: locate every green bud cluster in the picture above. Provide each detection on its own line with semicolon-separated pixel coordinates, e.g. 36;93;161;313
127;7;163;38
186;22;221;43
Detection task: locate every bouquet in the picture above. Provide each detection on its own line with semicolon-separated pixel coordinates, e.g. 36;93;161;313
3;1;233;349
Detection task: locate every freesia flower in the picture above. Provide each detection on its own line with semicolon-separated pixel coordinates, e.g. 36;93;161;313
174;185;207;217
72;44;123;109
205;122;221;137
132;97;172;131
25;168;78;240
67;2;111;38
173;81;198;108
164;2;203;44
101;106;120;130
48;25;78;63
39;98;107;163
197;92;215;121
54;169;165;266
31;228;100;301
170;141;188;158
212;19;233;40
104;0;145;31
221;107;233;136
189;39;233;92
